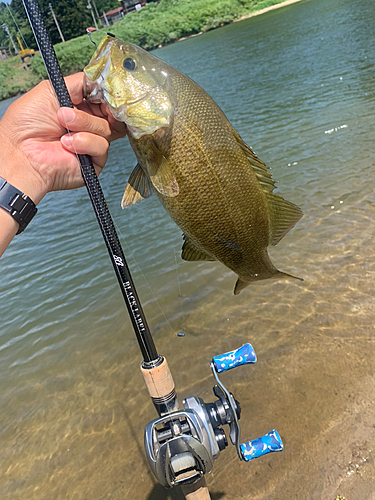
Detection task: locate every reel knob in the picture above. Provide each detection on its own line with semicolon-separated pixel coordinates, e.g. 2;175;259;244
240;429;284;462
212;343;257;373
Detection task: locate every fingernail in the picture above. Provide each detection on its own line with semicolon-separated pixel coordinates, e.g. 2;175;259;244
60;107;76;124
61;134;73;146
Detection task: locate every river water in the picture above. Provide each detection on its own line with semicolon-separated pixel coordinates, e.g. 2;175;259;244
1;0;374;498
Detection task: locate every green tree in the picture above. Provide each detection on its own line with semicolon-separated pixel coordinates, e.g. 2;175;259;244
0;0;120;50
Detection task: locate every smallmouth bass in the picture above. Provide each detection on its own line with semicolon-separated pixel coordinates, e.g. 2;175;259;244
84;35;303;294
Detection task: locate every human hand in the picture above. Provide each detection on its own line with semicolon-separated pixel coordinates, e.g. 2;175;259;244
0;72;127;204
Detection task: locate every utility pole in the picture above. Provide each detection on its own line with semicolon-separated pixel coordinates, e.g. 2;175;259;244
48;3;65;43
1;23;18;55
91;0;100;21
87;1;98;30
102;11;110;27
6;4;29;49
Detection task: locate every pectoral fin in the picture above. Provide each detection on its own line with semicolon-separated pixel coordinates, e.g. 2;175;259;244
121;163;154;208
144;142;179;198
181;235;215;262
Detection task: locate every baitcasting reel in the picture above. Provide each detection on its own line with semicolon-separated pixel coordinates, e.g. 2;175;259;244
144;344;283;488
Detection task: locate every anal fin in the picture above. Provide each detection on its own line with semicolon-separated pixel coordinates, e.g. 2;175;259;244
181;235;215;262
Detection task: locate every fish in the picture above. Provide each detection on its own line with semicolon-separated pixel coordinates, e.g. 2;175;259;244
83;34;303;295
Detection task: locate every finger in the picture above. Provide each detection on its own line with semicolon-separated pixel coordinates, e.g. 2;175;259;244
107;113;128;140
61;132;109;159
76;100;106;118
98;104;127;139
65;72;85;105
58;107;112;141
60;135;107;180
75;100;127;137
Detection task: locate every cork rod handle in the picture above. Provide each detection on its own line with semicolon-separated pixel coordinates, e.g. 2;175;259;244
141;356;175;399
181;477;211;500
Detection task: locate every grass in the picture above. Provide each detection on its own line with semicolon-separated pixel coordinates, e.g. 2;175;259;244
1;0;292;100
0;56;41;101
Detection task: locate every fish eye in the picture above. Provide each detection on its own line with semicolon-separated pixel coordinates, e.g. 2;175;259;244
123;57;137;71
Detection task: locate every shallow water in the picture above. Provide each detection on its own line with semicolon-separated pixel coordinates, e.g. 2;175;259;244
1;0;375;498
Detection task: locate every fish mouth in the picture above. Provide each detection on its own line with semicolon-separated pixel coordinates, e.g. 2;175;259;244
83;73;104;103
103;87;154;113
83;73;155;108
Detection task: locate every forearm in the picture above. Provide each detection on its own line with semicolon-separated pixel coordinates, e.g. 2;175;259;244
0;210;19;257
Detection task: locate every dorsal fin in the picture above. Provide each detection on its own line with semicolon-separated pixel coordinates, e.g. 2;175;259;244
231;126;275;192
232;126;303;245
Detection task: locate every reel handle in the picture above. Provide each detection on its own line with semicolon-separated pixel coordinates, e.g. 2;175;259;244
240;429;283;462
212;343;257;373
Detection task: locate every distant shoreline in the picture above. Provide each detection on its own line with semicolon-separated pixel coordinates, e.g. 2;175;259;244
234;0;304;23
177;0;305;43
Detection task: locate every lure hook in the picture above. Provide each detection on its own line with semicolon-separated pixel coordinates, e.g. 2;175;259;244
86;27;116;47
86;27;97;47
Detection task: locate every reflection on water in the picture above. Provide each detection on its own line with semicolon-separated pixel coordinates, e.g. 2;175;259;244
1;0;375;498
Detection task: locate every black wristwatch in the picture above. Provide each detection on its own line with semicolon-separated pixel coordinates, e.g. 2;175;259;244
0;177;38;234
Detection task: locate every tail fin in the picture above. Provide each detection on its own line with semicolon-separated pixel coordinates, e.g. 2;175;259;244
234;272;303;295
234;278;251;295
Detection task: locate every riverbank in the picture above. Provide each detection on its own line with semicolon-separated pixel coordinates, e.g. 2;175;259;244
234;0;305;22
0;0;304;101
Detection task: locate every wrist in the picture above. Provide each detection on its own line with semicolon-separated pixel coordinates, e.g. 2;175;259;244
0;124;48;206
0;177;38;234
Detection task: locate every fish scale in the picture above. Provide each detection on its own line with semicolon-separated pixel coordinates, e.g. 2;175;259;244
84;35;303;294
154;76;270;270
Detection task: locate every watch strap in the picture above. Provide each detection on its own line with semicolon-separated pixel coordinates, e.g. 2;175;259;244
0;177;38;234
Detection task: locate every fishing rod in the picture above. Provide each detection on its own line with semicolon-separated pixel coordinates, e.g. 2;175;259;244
21;1;284;498
21;0;157;363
